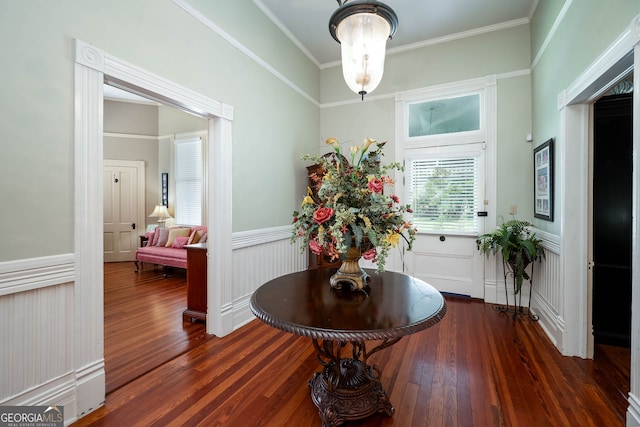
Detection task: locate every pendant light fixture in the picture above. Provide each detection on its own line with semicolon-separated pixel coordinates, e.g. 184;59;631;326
329;0;398;100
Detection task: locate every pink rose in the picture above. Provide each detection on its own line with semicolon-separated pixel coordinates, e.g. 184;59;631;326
390;194;399;203
313;207;334;225
362;247;377;261
309;240;323;255
368;178;384;193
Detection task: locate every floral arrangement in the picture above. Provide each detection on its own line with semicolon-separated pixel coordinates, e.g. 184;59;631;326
292;137;418;272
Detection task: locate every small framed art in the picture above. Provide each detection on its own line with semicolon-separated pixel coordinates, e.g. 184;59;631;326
534;138;553;221
161;172;168;207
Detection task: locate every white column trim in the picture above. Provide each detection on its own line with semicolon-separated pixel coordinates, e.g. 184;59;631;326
630;41;640;427
206;115;234;336
73;43;106;417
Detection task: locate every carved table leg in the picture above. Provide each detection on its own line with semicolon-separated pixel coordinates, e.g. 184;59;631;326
308;338;400;427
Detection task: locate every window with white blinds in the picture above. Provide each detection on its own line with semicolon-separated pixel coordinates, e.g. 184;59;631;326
407;155;480;234
174;137;202;226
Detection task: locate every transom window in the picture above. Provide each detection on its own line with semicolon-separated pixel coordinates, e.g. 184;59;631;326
408;93;480;137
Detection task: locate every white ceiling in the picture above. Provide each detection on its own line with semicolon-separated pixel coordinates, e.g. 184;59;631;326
255;0;537;66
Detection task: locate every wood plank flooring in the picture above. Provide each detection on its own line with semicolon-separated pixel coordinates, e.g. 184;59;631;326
103;262;214;393
77;262;630;426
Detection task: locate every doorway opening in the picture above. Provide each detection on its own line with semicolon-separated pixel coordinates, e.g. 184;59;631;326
102;85;210;393
73;38;234;416
588;77;633;410
592;79;633;349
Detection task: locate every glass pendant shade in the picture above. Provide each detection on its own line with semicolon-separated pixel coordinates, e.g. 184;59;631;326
329;1;398;99
336;12;390;97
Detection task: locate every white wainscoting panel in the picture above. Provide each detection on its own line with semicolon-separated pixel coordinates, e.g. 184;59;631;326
0;275;74;407
530;232;564;350
479;229;565;353
231;226;307;328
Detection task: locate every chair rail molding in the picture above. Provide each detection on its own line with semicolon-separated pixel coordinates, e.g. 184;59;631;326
0;254;74;296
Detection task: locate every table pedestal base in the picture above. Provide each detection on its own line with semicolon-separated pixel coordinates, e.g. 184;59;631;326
308;359;394;427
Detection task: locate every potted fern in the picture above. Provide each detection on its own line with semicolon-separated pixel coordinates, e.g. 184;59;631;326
476;219;544;318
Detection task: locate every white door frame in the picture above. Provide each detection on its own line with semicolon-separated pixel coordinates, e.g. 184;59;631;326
395;75;498;300
73;39;234;417
557;14;640;425
557;16;639;358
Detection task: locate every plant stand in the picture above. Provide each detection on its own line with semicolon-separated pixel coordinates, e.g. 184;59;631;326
495;258;539;321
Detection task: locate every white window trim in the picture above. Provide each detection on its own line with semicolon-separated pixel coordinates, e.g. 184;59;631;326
395;75;497;225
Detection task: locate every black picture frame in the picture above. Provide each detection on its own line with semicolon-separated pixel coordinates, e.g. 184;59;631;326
161;172;168;207
534;138;553;221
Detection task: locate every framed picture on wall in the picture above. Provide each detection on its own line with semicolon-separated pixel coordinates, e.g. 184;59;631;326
534;138;554;221
161;172;168;207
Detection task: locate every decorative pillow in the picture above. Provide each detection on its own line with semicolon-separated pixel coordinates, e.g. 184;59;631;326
199;232;208;243
156;228;170;247
166;227;191;247
144;231;155;246
172;236;189;249
151;227;161;246
187;229;204;245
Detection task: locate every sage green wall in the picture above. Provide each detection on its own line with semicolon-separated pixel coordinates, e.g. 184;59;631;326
496;75;534;221
0;0;319;262
320;24;533;222
158;106;207;136
530;0;640;234
321;24;531;103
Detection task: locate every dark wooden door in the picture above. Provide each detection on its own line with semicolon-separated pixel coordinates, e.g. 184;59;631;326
592;93;633;347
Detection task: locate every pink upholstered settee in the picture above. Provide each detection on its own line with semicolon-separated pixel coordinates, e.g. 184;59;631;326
134;225;207;275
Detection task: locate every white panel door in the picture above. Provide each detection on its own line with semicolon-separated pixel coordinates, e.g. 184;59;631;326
403;143;486;298
104;160;145;262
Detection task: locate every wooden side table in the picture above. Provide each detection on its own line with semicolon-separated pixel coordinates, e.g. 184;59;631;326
183;243;207;322
250;269;447;426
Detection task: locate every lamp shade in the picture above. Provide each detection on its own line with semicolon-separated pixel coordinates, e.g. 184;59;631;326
329;1;397;98
149;205;171;219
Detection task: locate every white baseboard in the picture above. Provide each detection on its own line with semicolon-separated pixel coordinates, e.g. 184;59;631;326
628;393;640;426
531;291;564;351
0;371;77;425
232;293;255;330
74;359;105;419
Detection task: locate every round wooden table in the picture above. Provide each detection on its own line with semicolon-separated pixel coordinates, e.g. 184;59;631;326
250;268;447;427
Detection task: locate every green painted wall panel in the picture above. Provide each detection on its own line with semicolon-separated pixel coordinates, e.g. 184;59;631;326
0;0;318;261
531;0;640;233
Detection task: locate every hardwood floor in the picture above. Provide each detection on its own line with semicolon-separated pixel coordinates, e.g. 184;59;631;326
77;264;630;426
103;262;214;393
